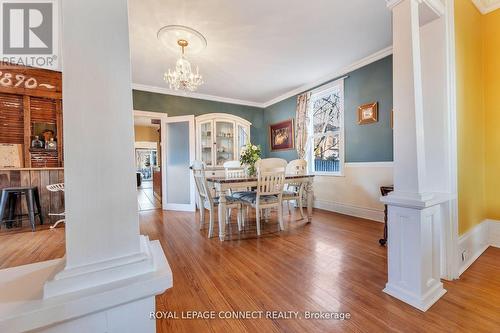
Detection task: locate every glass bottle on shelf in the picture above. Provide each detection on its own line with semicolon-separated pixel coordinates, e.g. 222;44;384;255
46;138;57;150
31;136;43;149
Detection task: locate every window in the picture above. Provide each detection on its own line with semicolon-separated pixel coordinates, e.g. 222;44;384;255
308;79;344;175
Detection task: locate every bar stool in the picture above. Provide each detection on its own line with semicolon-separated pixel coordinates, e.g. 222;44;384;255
0;186;44;231
46;183;65;229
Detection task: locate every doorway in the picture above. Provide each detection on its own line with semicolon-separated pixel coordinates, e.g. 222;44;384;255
134;111;167;211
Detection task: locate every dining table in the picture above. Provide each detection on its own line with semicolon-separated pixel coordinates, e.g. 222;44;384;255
206;174;315;241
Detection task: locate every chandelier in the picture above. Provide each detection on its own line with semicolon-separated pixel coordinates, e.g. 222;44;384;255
157;25;206;92
165;39;203;91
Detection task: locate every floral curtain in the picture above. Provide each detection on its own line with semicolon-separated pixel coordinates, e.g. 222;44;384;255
295;92;311;159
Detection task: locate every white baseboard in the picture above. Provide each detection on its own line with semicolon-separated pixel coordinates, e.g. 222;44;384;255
314;199;385;223
458;219;500;276
488;219;500;248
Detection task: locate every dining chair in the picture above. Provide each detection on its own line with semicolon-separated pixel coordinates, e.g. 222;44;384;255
223;160;248;224
283;159;307;218
239;158;287;236
223;160;246;180
192;160;243;238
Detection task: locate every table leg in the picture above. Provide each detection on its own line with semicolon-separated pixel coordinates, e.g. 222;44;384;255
218;189;227;241
306;180;313;223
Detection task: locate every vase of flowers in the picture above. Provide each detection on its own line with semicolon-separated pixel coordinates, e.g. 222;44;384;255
239;143;261;177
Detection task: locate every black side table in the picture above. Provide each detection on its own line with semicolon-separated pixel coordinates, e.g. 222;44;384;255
0;186;44;231
379;185;394;246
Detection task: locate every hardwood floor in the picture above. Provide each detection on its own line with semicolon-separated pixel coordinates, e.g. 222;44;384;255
0;209;499;332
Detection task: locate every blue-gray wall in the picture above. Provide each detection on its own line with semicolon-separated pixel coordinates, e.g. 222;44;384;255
263;55;393;162
132;90;266;149
132;55;393;162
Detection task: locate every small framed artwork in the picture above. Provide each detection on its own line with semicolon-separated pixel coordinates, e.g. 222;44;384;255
357;102;378;125
269;119;294;151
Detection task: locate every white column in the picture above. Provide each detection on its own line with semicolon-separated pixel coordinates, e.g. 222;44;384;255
43;0;160;297
0;1;171;331
382;0;447;312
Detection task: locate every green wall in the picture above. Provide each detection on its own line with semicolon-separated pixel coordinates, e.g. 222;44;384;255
263;55;394;162
132;90;266;150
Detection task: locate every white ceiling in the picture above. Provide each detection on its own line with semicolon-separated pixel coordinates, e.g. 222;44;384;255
128;0;392;107
472;0;500;13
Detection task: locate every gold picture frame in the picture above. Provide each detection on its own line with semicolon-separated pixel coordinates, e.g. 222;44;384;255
357;102;378;125
269;119;295;151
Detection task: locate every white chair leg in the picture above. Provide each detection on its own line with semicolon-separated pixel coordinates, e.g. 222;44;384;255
278;204;284;231
256;206;261;236
287;200;291;215
241;206;245;228
236;206;242;232
199;206;205;229
226;208;232;235
298;188;305;219
208;209;214;238
50;219;65;229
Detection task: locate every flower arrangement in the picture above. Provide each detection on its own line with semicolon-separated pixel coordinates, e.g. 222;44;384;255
239;143;261;176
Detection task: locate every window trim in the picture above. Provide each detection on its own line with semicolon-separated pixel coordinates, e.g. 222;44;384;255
307;78;345;177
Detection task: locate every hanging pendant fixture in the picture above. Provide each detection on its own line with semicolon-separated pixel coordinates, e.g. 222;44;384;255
157;25;206;92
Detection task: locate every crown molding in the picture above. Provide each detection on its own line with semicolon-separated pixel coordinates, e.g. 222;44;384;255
131;83;266;108
261;46;393;108
472;0;500;14
132;46;393;109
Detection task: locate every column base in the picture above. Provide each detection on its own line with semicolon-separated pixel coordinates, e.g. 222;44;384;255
0;238;171;332
44;235;155;298
384;280;446;311
381;193;448;312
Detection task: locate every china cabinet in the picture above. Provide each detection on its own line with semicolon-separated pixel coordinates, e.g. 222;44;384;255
195;113;251;168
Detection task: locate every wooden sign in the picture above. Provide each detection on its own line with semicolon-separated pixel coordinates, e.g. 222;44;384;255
0;143;23;168
0;62;62;99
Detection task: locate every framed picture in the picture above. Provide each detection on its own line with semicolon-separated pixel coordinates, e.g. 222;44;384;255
269;119;294;151
357;102;378;125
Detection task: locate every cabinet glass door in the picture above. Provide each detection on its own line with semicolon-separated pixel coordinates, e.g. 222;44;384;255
200;121;213;166
237;125;249;158
215;121;234;166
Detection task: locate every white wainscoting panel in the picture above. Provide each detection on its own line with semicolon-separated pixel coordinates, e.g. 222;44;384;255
458;219;500;276
312;162;393;222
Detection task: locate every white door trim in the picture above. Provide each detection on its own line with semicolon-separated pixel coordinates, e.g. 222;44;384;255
133;110;168;209
163;115;196;212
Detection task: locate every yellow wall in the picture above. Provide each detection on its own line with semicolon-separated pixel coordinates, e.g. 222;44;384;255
134;125;159;142
455;0;486;235
483;9;500;219
455;1;500;234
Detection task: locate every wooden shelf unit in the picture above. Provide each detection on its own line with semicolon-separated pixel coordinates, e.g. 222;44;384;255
0;62;63;168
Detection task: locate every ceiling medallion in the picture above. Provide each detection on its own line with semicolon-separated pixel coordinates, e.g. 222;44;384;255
157;25;206;92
